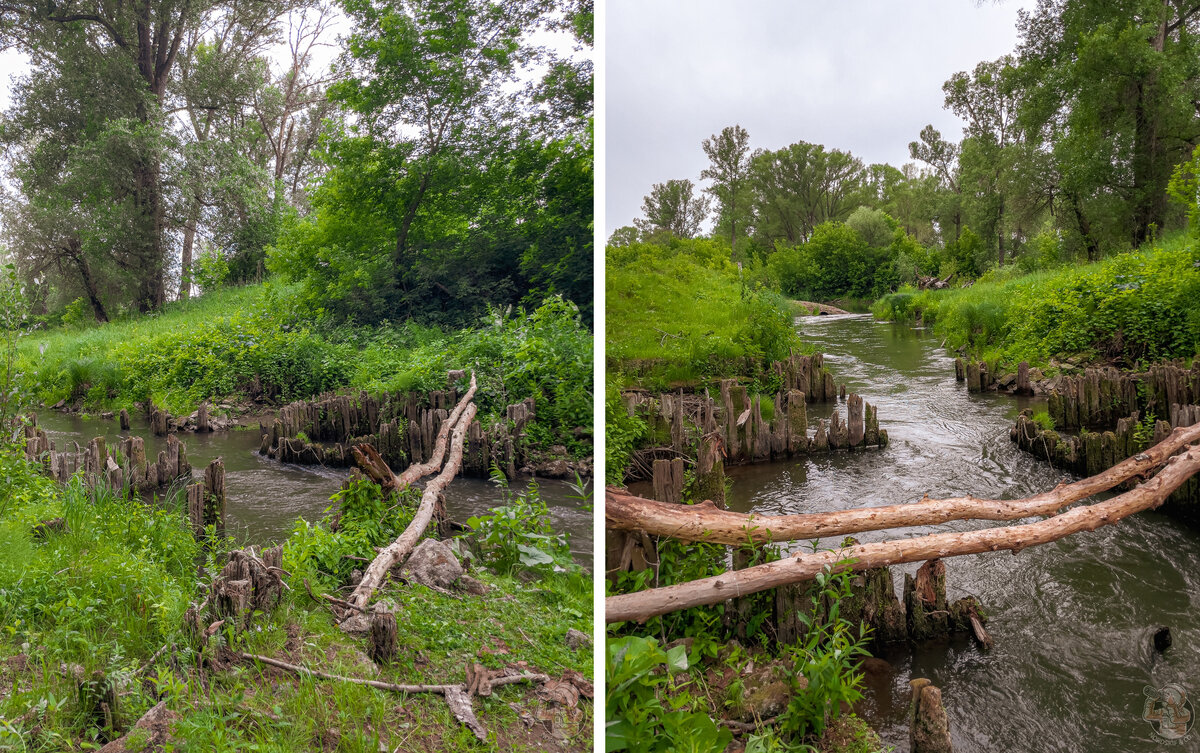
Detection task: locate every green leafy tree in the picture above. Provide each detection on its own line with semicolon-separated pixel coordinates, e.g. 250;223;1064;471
634;178;710;240
748;141;865;245
700;124;752;257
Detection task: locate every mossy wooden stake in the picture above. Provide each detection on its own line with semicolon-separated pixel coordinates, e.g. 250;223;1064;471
119;408;130;431
694;433;725;507
368;610;398;665
204;458;226;538
651;458;684;506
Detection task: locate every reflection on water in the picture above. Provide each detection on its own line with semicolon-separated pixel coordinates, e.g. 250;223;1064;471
725;314;1200;752
36;412;592;564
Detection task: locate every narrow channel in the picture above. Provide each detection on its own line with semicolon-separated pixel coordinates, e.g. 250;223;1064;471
35;412;594;564
725;314;1200;751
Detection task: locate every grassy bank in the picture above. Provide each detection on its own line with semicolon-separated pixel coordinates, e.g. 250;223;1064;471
606;238;802;391
871;236;1200;370
21;284;592;456
0;447;592;751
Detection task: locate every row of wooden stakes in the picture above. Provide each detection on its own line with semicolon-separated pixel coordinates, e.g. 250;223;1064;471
622;384;886;478
258;383;537;480
21;417;228;539
1011;402;1200;520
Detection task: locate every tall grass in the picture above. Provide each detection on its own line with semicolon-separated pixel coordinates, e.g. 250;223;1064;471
20;285;593;454
871;236;1200;368
606;238;802;388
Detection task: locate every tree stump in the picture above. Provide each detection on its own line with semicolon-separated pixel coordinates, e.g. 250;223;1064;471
905;559;948;641
847;394;865;447
197;402;210;432
151;409;169;436
204;458;226;538
694;433;725;507
909;679;952;753
119;409;130;431
651;458;684;506
368;610;398;665
186;482;206;538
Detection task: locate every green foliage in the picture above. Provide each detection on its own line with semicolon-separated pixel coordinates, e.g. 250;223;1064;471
768;220;917;302
191;245;232;293
285;478;421;588
465;469;580;576
778;565;871;739
24;286;592;455
60;298;90;329
606;237;802;387
605;635;733;753
605;376;647;484
0;265;35;435
1031;410;1055;431
871;238;1200;368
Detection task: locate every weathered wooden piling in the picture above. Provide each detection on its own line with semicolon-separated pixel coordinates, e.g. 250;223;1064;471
905;559;948;641
204;458;226;538
368;610;398;664
694;433;725;506
651;458;684;506
119;408;130;431
909;679;953;753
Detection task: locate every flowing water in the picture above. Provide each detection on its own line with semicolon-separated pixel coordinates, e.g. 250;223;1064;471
724;314;1200;752
35;412;593;565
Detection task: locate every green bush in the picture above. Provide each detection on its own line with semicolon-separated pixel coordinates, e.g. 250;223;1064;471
871;238;1200;368
464;469;579;575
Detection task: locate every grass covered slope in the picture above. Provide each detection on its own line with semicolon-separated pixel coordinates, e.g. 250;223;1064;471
871;236;1200;369
606;238;801;389
0;449;591;751
22;284;592;455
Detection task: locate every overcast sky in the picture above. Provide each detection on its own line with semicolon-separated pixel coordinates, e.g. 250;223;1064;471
605;0;1034;235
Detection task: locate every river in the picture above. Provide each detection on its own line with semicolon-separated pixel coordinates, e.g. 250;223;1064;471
725;314;1200;752
35;411;593;565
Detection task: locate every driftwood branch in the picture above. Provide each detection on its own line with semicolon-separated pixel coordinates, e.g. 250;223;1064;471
344;401;478;614
606;447;1200;623
238;652;548;742
605;423;1200;545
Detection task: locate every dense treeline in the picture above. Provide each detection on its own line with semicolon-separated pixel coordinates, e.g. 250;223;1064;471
613;1;1200;302
0;0;593;327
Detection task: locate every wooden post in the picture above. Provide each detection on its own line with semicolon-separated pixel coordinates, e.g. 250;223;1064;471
909;679;952;753
187;482;206;538
119;409;130;431
204;459;226;538
651;458;684;506
847;394;865;448
966;362;981;392
954;358;965;382
905;559;948;641
197;402;210;432
694;434;725;507
1017;361;1030;395
786;390;808;454
368;610;398;665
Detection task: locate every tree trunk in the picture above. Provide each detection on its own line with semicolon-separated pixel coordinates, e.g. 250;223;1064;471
605;422;1200;546
606;447;1200;623
179;199;201;299
67;240;109;323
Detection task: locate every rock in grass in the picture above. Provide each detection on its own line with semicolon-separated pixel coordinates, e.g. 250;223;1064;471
565;628;591;650
405;539;463;590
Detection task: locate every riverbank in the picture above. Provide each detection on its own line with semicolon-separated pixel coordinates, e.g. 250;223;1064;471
22;285;593;460
0;440;593;751
869;234;1200;373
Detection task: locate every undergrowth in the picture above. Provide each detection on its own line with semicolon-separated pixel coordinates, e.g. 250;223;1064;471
871;236;1200;369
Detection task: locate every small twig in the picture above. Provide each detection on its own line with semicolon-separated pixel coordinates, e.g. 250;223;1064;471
720;715;780;735
135;643;172;676
237;651;548;695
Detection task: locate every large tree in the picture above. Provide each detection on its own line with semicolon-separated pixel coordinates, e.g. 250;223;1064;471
748;141;865;245
1018;0;1200;247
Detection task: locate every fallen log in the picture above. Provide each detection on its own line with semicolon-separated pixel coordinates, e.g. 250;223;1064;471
605;447;1200;623
396;373;476;489
343;402;478;616
605;422;1200;545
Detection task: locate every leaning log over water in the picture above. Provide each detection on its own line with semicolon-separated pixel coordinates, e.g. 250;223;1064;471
606;422;1200;545
606;445;1200;623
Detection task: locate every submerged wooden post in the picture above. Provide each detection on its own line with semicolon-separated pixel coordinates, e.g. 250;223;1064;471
847;394;865;447
909;679;953;753
197;402;210;432
786;390;808;453
119;409;130;431
204;458;226;538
